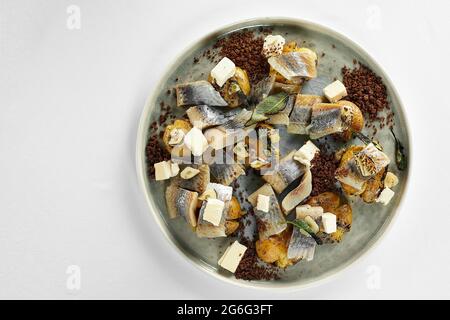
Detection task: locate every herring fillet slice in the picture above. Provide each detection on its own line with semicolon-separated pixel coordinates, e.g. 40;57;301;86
287;227;316;262
288;94;324;134
306;103;344;139
186;105;241;130
165;184;198;227
209;163;245;186
262;151;306;194
176;80;228;107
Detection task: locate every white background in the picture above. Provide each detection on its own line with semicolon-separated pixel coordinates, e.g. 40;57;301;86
1;0;449;299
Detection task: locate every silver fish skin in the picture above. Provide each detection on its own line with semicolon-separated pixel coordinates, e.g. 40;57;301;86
306;103;344;139
335;158;368;192
288;94;324;134
165;184;198;227
176;80;228;107
262;151;306;194
196;182;231;238
186;105;240;130
268;51;317;81
287;227;316;262
209;163;245;186
196;201;227;238
250;75;276;104
255;195;287;240
171;164;210;194
281;168;312;213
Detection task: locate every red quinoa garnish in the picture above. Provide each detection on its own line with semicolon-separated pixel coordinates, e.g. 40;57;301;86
235;237;280;281
342;63;394;130
310;149;339;196
214;31;270;84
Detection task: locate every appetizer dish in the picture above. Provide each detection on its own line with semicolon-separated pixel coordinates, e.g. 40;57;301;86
139;19;409;285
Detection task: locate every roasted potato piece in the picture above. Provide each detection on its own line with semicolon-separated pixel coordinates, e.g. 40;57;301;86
225;220;240;236
329;227;346;243
162;119;192;152
227;196;243;220
256;236;287;264
361;168;385;203
337;100;364;138
334;204;353;229
307;192;341;212
233;67;251;96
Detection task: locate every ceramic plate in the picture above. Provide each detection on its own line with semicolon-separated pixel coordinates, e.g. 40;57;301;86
136;18;410;289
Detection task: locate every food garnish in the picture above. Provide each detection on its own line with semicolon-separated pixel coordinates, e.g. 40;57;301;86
391;128;407;171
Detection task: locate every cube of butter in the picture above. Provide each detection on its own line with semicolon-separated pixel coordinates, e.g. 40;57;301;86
203;198;225;226
323;80;347;103
218;241;247;273
256;194;270;213
322;212;337;234
154;161;172;180
377;187;395;205
294;140;320;166
184;127;208;157
211;57;236;87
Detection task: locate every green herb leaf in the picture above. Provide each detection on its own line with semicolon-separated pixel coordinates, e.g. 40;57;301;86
287;219;323;245
246;110;269;126
255;92;289;115
245;92;289;126
287;219;314;234
390;128;407;171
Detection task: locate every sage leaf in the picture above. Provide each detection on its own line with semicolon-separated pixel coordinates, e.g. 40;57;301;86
255;92;289;115
390;128;407;171
287;219;323;245
246;110;268;126
245;92;289;125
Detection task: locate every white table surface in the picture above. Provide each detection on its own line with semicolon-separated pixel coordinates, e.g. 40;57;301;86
1;0;449;299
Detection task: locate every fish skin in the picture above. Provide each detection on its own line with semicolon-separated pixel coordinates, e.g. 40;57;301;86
262;151;306;194
288;94;324;134
196;182;231;238
196;201;227;238
209;163;245;186
165;185;198;227
171;164;210;194
268;51;317;81
335;158;368;192
307;103;344;139
176;80;228;107
287;227;316;261
248;183;275;207
186;105;240;130
255;194;288;240
281;168;312;213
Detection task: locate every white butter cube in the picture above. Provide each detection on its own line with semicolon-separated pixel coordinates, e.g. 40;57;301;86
322;212;337;234
203;198;225;226
218;241;247;273
296;204;324;219
323;80;347;103
184;127;208;157
154;161;172;180
377;187;395;205
256;194;270;213
262;35;286;58
170;162;180;177
211;57;236;87
294;140;320;166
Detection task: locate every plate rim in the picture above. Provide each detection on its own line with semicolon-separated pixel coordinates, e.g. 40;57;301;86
135;16;412;290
